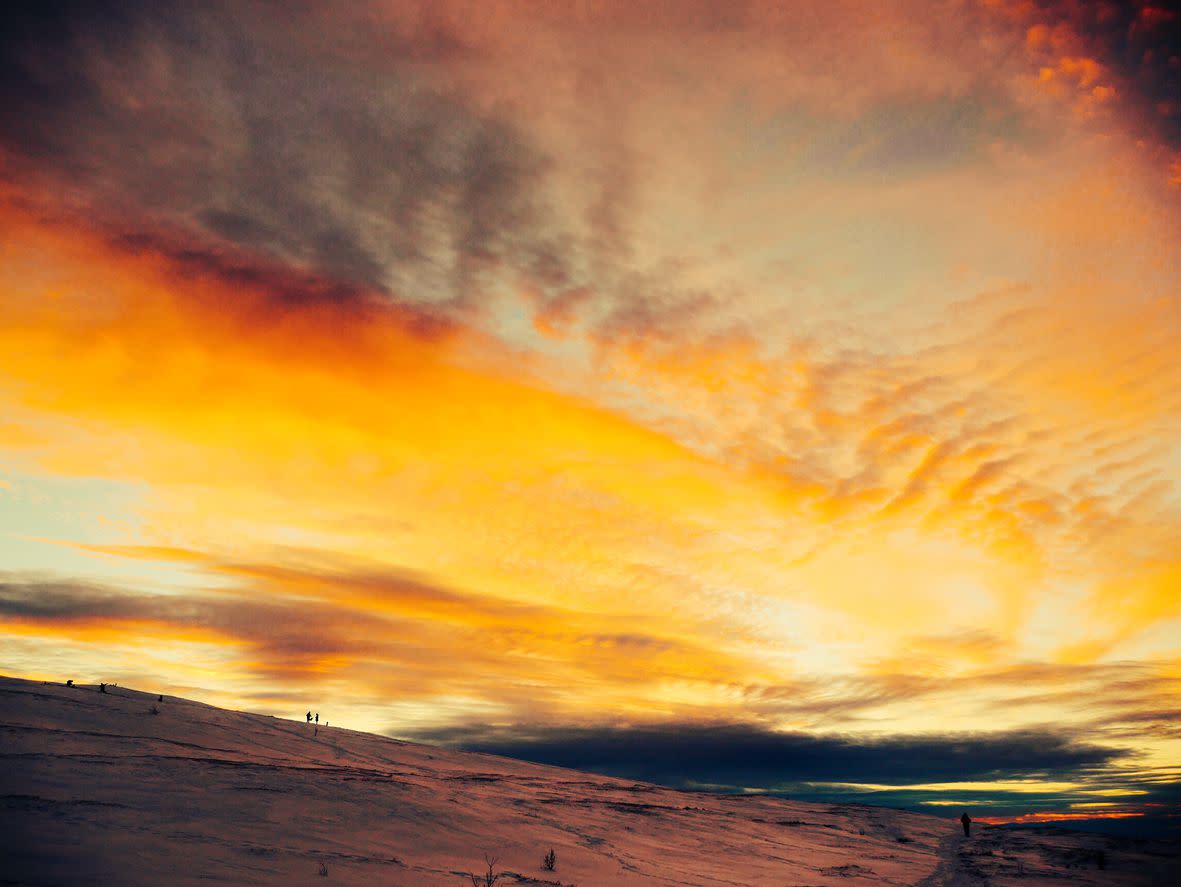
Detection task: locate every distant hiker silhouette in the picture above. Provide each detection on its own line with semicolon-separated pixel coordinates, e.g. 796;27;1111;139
315;712;319;724
306;711;312;723
99;683;107;694
961;812;971;837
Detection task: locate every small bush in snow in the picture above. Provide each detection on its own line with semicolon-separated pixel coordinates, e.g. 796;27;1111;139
469;854;501;886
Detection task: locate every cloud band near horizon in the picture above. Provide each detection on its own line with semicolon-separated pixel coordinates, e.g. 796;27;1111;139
1;0;1179;827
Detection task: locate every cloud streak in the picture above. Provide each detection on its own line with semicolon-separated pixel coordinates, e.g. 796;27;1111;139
412;721;1129;787
1;0;1179;825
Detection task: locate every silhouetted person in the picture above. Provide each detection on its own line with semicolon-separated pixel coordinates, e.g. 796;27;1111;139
315;712;319;724
306;711;312;723
960;812;971;837
158;694;163;703
99;683;107;694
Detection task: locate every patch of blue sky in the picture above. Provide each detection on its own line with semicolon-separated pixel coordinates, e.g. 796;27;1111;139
480;281;596;377
0;467;202;594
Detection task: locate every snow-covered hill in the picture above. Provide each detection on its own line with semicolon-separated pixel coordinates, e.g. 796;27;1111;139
1;675;1176;885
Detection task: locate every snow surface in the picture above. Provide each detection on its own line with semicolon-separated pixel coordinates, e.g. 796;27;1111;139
1;675;1177;885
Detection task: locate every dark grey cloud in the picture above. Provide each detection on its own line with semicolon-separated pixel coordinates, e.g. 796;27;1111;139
0;575;401;671
0;0;569;304
406;721;1181;831
1026;0;1181;147
0;569;540;685
0;577;148;622
0;567;737;695
405;721;1129;789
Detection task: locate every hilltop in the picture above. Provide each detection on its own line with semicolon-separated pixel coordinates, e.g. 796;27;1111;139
1;675;1176;885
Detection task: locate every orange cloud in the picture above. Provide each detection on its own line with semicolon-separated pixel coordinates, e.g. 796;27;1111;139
1;2;1179;804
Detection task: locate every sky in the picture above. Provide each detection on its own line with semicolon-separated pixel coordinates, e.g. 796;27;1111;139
1;0;1179;830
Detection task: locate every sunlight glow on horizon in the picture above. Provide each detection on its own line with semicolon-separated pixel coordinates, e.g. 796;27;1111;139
1;0;1179;823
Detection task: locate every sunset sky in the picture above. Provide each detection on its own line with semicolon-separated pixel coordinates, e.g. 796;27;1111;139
1;0;1179;828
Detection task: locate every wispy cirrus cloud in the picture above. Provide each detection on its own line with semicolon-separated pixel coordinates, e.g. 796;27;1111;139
1;0;1179;826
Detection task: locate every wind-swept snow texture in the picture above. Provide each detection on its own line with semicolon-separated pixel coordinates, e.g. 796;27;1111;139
1;676;1176;885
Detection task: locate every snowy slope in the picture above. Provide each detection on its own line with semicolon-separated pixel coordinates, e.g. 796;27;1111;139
1;675;1176;886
